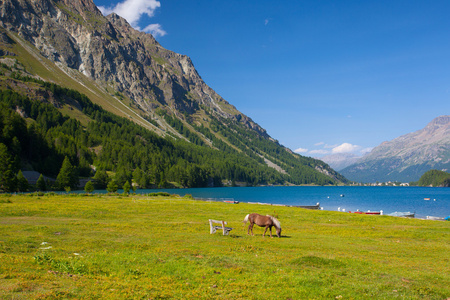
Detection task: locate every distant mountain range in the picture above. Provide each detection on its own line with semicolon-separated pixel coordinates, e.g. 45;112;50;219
318;153;362;172
339;116;450;183
0;0;346;188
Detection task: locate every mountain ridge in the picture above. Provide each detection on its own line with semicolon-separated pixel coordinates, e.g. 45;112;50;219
340;115;450;183
0;0;347;187
1;0;271;136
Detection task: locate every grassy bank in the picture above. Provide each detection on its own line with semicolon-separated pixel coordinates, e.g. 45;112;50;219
0;193;449;299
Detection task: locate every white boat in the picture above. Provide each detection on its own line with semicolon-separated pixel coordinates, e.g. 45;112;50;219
290;202;320;210
426;216;446;221
388;212;415;218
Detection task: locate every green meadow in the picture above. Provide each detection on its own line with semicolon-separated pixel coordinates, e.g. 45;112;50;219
0;193;449;299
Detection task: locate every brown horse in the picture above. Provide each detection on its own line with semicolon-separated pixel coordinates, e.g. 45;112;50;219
243;213;282;238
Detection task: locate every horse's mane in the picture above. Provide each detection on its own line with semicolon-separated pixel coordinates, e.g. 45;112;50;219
267;215;281;229
243;214;250;224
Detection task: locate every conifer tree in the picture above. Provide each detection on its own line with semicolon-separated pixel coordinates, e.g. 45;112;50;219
36;174;47;191
84;180;94;193
56;156;79;190
16;170;29;192
132;167;143;187
123;180;131;195
0;143;17;192
106;180;118;193
93;169;109;189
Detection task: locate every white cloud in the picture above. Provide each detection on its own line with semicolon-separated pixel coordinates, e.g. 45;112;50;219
99;0;165;37
142;24;167;37
360;147;373;155
331;143;361;154
98;5;110;16
309;141;372;157
294;148;308;153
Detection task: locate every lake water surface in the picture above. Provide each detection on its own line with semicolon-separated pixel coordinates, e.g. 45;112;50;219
133;186;450;219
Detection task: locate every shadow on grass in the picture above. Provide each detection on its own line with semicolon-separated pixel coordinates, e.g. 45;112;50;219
237;235;291;238
228;234;243;238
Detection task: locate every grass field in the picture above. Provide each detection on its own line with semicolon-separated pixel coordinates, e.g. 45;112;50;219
0;193;449;299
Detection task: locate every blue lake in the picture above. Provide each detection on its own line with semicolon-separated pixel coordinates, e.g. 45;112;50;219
130;186;450;219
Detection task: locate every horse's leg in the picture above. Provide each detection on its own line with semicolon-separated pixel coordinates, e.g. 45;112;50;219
268;226;273;238
263;226;268;237
248;223;254;235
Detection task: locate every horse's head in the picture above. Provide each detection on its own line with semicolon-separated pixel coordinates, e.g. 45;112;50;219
270;216;282;237
276;227;282;238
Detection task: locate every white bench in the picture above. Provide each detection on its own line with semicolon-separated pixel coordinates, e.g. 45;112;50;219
209;219;233;235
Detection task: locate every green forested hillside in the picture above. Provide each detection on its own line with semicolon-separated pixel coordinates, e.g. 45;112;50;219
0;71;345;191
417;170;450;187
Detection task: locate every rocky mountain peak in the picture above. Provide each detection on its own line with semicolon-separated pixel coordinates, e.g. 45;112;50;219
423;115;450;135
1;0;248;124
56;0;101;15
341;115;450;182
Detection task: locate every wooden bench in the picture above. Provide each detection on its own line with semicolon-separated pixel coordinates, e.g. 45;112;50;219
209;219;233;235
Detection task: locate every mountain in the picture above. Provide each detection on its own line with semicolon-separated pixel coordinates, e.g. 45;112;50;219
341;116;450;183
0;0;347;189
0;0;249;130
319;153;362;171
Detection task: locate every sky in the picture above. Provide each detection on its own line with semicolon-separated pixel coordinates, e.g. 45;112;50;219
93;0;450;158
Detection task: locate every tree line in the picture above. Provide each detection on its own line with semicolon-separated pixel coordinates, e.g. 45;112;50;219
0;81;280;192
415;170;450;187
0;73;344;192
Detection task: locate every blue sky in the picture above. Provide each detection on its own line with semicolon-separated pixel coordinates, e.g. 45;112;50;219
93;0;450;157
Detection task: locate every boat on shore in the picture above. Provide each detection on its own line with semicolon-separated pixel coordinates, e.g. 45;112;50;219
426;216;447;221
223;199;239;204
388;211;415;218
349;210;381;215
289;202;320;210
195;197;239;204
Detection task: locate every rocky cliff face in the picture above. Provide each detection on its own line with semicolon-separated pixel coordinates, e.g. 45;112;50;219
341;116;450;182
0;0;266;135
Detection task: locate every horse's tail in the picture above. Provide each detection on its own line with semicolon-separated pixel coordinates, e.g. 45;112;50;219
270;216;281;229
243;214;250;224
